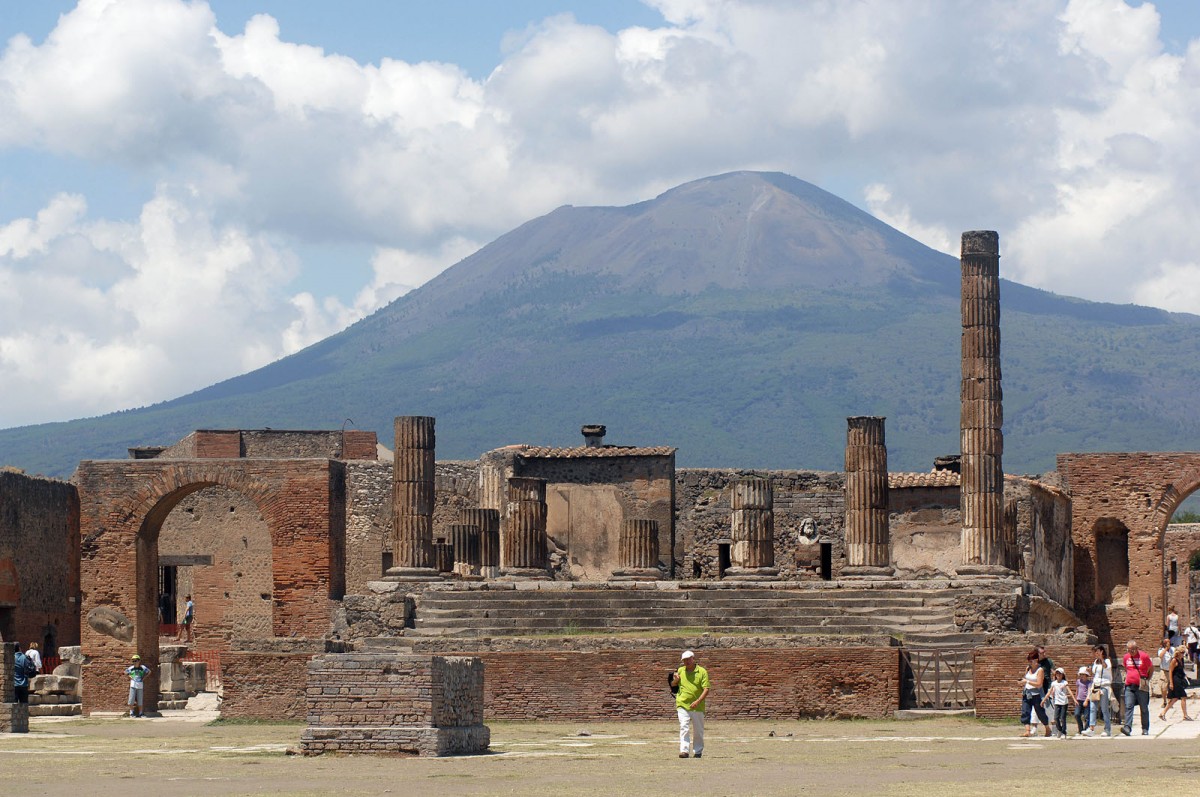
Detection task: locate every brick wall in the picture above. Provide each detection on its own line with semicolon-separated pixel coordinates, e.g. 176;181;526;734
221;651;312;719
1163;523;1200;623
973;645;1096;719
1058;452;1200;647
223;646;899;722
76;459;341;712
470;647;898;720
304;654;484;727
0;471;80;653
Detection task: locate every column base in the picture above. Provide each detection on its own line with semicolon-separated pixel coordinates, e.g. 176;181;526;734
610;568;663;581
382;567;444;583
722;566;779;581
954;564;1014;578
499;568;552;580
479;566;501;580
841;565;895;580
0;702;29;733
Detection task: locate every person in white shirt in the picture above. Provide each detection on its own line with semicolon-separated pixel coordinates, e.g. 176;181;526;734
24;642;42;674
1185;622;1200;666
1089;645;1113;737
1156;637;1175;709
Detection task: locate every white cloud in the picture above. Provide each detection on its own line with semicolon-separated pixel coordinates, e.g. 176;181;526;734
2;0;1200;426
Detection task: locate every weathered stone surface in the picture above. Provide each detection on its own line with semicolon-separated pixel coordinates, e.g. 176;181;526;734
87;606;134;642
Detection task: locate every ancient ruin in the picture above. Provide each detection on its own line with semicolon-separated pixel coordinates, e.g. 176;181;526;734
4;228;1200;735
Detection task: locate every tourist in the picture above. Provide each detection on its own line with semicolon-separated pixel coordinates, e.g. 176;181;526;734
11;642;33;704
1161;646;1193;721
670;650;710;758
1074;667;1093;735
125;654;151;718
1034;644;1054;736
176;594;195;643
1155;636;1174;709
1042;667;1072;738
1166;606;1180;645
1185;620;1200;666
1089;645;1113;737
24;642;42;674
1019;650;1050;738
1121;640;1154;736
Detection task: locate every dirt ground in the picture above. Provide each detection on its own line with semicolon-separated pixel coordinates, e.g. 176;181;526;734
3;715;1199;796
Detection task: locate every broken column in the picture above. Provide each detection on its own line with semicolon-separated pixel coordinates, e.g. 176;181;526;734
843;416;893;577
386;416;440;581
501;477;550;579
432;539;454;574
725;477;778;580
448;524;481;577
461;508;501;579
611;519;662;580
958;230;1009;575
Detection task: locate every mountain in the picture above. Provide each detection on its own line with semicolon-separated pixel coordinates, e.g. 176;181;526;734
4;171;1200;479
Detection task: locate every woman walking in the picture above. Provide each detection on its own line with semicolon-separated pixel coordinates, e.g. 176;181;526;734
1089;645;1113;737
1161;646;1193;721
1020;650;1050;737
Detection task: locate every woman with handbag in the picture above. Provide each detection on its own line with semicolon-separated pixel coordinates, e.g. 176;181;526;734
1161;646;1193;721
1020;650;1050;737
1089;645;1113;737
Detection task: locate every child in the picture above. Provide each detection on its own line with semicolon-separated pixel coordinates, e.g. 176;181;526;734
125;654;152;718
1074;667;1093;735
1042;666;1073;738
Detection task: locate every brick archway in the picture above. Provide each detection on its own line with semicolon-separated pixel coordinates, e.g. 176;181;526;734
75;459;344;712
1059;453;1200;648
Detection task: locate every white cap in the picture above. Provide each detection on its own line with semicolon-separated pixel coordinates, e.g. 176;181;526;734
1054;666;1065;674
681;650;695;660
1078;667;1089;674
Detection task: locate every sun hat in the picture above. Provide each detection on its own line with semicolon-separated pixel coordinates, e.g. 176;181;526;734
681;650;695;660
1078;667;1089;674
1054;666;1065;674
131;654;141;660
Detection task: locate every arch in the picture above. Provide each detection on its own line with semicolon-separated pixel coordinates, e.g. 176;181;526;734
76;458;342;713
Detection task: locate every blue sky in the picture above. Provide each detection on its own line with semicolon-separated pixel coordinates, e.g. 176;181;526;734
2;0;1200;427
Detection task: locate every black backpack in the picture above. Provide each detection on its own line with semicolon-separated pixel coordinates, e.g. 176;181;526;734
23;654;39;678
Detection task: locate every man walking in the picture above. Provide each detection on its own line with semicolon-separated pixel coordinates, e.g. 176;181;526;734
1122;639;1154;736
12;643;33;704
670;650;710;759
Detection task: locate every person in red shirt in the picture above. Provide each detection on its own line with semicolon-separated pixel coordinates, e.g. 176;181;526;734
1122;640;1154;736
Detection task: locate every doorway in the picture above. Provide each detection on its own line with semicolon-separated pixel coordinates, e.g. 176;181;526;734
717;543;731;579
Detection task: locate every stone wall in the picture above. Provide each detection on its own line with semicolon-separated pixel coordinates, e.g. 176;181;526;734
516;455;674;580
973;644;1096;719
300;653;489;756
676;469;844;580
345;461;392;592
0;471;80;653
1011;478;1073;608
889;486;960;578
1163;523;1200;624
156;430;377;461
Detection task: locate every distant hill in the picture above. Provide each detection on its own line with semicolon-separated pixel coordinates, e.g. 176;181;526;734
3;171;1200;479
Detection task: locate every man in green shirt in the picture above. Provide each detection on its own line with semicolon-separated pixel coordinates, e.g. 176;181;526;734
670;650;710;758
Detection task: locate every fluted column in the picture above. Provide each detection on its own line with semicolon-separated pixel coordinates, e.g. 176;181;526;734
724;477;778;580
611;519;662;580
958;231;1010;575
385;416;440;581
432;539;454;573
462;508;501;579
843;416;893;577
449;523;481;577
501;477;550;579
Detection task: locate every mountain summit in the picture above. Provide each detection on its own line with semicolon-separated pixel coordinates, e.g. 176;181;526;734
2;172;1198;477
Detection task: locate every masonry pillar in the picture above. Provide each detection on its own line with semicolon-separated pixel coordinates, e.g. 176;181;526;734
843;416;893;578
611;519;662;580
725;478;779;580
385;416;441;581
501;477;550;579
461;508;501;579
449;524;481;577
1;642;29;733
958;230;1010;576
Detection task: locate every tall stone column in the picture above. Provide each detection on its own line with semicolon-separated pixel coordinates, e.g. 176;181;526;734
611;519;662;580
385;416;440;581
501;477;550;579
958;230;1009;575
725;477;778;581
462;508;501;579
843;416;893;577
448;523;481;577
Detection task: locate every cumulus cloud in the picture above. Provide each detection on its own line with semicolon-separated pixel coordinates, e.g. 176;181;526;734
2;0;1200;426
0;190;307;425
